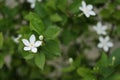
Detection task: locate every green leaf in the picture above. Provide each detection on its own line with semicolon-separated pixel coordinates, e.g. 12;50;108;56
96;53;108;67
94;53;114;78
100;9;111;19
25;12;45;34
0;32;3;49
62;65;76;72
77;67;95;80
43;26;61;40
42;40;61;56
69;0;82;14
61;29;76;45
50;13;62;22
45;0;57;10
57;0;67;13
112;11;120;20
24;54;35;60
109;48;120;66
0;54;4;68
34;53;45;70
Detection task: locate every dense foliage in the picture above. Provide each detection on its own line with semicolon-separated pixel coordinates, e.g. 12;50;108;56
0;0;120;80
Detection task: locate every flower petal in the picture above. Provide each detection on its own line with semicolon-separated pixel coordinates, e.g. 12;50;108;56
105;36;110;41
99;36;104;42
97;43;103;48
79;7;83;11
89;11;96;16
82;1;86;8
34;41;42;47
85;13;90;17
31;48;37;53
102;31;107;35
97;22;102;27
102;26;107;30
103;46;109;52
107;42;113;47
31;3;35;8
87;5;93;10
30;34;36;43
22;39;30;46
24;47;31;51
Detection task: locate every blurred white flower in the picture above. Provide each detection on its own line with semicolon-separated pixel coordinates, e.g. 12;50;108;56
93;22;107;35
79;1;96;18
22;34;42;53
68;58;73;64
27;0;42;9
12;34;22;43
39;35;44;41
98;36;113;52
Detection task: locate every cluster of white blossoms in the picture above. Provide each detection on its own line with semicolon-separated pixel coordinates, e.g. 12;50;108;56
27;0;42;9
79;1;96;18
22;34;43;53
93;22;113;52
79;1;113;52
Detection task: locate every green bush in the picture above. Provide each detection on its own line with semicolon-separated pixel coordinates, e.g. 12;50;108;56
0;0;120;80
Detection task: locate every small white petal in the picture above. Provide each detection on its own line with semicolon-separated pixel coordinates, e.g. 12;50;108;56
89;11;96;16
102;31;107;35
105;36;110;41
31;48;37;53
97;22;102;27
98;43;103;48
87;5;93;10
85;13;90;17
99;36;104;42
18;34;22;38
24;47;31;51
22;39;30;46
82;1;86;8
30;34;36;43
79;7;83;11
102;26;107;30
103;46;109;52
31;3;35;9
107;42;113;47
34;41;42;47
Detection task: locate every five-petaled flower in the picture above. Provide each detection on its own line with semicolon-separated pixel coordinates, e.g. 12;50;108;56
22;34;42;53
27;0;42;9
93;22;107;35
79;1;96;18
98;36;113;52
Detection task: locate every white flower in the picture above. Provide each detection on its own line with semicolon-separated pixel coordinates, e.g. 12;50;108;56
68;58;73;64
22;34;42;53
39;35;44;41
79;1;96;18
12;34;22;43
27;0;42;9
98;36;113;52
93;22;107;35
